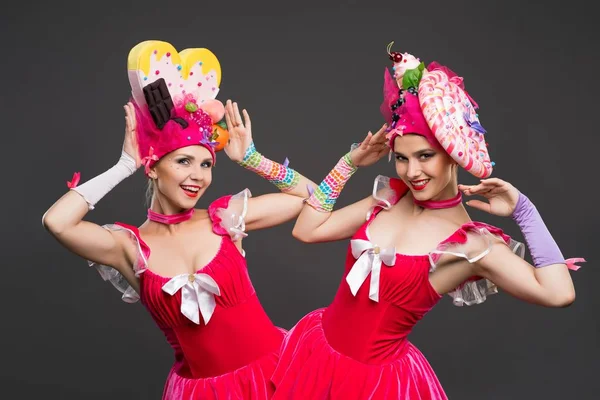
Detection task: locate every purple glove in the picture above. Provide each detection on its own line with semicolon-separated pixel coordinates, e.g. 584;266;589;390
511;191;564;268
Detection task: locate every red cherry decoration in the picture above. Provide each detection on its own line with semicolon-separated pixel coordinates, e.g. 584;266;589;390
386;41;403;63
389;52;403;63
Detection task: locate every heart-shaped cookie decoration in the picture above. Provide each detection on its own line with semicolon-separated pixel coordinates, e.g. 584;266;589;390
127;40;222;111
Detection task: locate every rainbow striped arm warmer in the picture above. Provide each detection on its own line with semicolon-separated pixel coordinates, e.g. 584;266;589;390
238;142;300;192
305;152;357;212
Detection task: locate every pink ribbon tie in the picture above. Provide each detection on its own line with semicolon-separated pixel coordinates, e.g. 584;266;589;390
565;258;585;271
142;147;159;174
66;172;81;189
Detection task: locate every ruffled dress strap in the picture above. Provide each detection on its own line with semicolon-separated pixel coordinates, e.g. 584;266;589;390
87;222;150;303
366;175;409;220
429;222;525;306
208;188;252;242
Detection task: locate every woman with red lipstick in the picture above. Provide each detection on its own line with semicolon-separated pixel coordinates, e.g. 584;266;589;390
271;44;584;399
42;41;317;400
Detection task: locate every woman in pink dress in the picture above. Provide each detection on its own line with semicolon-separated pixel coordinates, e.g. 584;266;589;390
42;41;316;399
271;44;584;399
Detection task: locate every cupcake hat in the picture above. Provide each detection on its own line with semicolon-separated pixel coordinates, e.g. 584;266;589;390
382;42;493;178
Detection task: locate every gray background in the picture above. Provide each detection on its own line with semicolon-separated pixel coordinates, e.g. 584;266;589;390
2;0;598;398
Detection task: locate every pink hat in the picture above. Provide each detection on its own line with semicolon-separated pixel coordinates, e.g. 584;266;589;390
127;41;227;175
381;67;440;150
381;42;493;178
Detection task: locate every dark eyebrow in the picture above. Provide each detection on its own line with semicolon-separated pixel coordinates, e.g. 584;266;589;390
176;154;212;164
414;148;435;155
394;149;435;158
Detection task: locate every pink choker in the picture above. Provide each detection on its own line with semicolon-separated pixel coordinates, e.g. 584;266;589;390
147;208;195;224
413;192;462;210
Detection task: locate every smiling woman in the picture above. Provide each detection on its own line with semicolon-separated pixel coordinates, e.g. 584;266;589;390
270;42;584;400
41;40;318;400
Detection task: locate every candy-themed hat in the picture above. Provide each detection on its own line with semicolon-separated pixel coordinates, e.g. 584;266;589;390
128;40;229;174
381;42;493;178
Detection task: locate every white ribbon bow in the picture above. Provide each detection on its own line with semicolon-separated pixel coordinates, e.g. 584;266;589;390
162;273;221;325
346;239;396;302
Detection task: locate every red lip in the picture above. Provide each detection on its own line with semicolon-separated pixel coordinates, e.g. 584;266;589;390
410;180;429;191
181;186;200;198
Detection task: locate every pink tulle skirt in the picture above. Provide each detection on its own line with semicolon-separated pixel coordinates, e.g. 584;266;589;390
163;351;278;399
271;309;447;400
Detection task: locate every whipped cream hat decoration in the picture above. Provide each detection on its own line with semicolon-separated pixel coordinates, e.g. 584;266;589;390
382;42;494;178
128;40;229;174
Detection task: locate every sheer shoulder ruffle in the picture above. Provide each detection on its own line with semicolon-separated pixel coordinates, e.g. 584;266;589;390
87;223;149;303
429;222;525;306
208;189;252;242
367;175;409;219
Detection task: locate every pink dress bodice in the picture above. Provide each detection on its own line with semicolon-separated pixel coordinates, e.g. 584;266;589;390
90;189;285;399
118;221;283;379
322;206;442;364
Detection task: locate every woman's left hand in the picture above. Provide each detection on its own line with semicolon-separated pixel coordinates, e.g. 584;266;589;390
458;177;520;217
223;100;253;162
